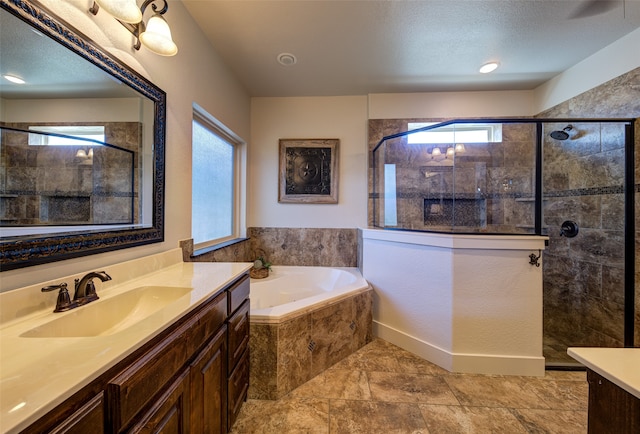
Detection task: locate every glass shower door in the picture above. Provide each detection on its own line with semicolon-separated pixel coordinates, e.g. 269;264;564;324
542;121;627;365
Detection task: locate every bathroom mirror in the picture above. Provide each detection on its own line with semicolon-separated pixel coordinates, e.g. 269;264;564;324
0;0;166;270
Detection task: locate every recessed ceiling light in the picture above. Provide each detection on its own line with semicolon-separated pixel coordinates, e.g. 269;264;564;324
3;74;25;84
479;62;499;74
277;53;297;66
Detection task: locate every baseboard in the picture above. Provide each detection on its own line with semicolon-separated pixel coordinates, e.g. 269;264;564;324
373;321;545;377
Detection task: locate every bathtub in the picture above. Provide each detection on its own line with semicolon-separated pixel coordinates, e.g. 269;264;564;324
250;266;370;323
248;266;373;399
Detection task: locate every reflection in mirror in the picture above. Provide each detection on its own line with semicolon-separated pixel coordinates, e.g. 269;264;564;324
0;0;166;270
1;126;136;228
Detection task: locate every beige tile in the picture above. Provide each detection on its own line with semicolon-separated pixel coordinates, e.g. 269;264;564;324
368;371;459;405
249;324;278;400
513;408;588;434
419;404;528;433
289;369;371;400
310;298;354;377
539;370;587;382
394;348;452;376
230;397;329;434
444;375;551;409
277;315;312;398
329;399;428;434
330;338;402;372
524;379;589;411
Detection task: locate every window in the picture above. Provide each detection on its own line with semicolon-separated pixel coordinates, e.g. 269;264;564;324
407;122;502;144
28;125;105;146
192;108;244;248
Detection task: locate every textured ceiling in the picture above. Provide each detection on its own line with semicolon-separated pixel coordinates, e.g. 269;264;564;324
0;8;138;100
181;0;640;97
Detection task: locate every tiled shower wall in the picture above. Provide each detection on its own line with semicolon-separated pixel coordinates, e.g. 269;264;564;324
0;122;142;225
537;67;640;354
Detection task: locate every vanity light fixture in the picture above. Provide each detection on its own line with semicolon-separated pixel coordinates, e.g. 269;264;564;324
479;62;499;74
90;0;178;56
428;144;465;161
92;0;142;24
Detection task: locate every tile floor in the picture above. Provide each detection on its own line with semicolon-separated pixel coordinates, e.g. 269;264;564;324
231;339;588;433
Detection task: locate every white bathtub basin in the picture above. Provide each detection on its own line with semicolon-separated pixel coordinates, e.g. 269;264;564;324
20;286;192;338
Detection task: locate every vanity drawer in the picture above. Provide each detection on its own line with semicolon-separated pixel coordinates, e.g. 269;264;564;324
228;274;250;315
107;291;227;432
228;299;249;374
227;347;249;431
188;292;227;356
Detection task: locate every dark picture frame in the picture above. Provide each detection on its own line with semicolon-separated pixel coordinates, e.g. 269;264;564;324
278;138;339;204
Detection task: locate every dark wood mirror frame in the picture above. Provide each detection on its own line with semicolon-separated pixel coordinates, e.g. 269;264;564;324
0;0;166;271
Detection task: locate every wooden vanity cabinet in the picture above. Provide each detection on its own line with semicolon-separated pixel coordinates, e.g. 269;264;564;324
226;277;250;430
21;272;250;434
189;325;228;433
48;393;105;434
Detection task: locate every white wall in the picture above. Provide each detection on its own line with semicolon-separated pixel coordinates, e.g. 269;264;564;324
2;98;142;122
368;90;536;119
533;27;640;113
248;96;368;228
1;0;251;291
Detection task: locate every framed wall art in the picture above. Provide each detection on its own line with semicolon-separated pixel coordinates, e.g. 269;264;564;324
278;138;339;204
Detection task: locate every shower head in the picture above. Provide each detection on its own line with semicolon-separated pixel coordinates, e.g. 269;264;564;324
550;125;573;141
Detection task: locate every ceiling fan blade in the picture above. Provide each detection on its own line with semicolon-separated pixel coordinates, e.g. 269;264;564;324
569;0;620;19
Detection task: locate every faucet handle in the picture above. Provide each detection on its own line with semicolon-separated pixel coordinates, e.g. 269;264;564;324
84;280;99;303
41;283;77;313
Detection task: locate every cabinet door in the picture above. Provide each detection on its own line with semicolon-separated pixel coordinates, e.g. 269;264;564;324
49;393;104;434
227;347;249;431
128;370;190;434
228;299;249;375
190;325;228;434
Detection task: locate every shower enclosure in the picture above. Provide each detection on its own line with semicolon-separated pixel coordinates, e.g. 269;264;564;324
371;118;637;367
1;126;137;229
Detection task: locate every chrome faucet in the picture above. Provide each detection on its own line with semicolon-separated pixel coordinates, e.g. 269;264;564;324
74;271;111;305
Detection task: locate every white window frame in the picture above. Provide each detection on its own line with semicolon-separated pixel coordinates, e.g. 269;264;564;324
407;122;502;144
28;125;105;146
191;105;246;250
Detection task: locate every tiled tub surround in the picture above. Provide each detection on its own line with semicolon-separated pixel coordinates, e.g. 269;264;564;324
0;249;251;433
249;267;373;400
182;227;359;267
538;67;640;358
0;122;142;226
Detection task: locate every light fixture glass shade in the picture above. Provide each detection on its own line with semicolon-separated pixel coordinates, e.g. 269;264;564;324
446;147;455;157
431;147;442;156
139;14;178;56
455;143;466;153
94;0;142;24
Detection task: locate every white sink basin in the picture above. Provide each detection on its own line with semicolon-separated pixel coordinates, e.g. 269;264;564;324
20;286;192;338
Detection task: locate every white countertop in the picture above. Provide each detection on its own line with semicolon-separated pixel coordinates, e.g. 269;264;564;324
0;255;251;434
568;347;640;399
